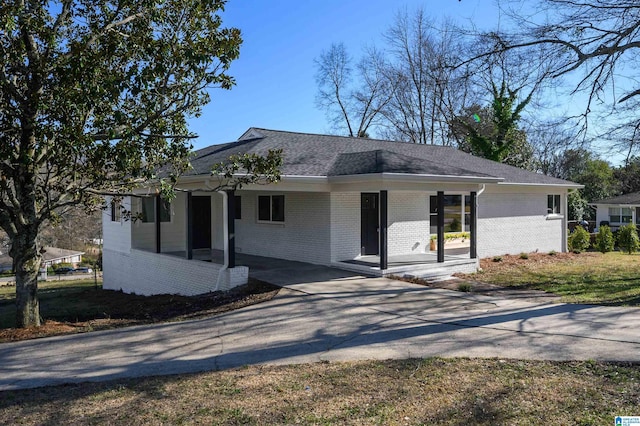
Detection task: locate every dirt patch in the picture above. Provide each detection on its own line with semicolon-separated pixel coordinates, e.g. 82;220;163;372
476;251;599;272
0;279;279;343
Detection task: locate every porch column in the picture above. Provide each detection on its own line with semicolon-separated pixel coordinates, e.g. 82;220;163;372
437;191;445;263
155;194;161;254
470;191;477;259
379;190;388;270
186;192;193;260
227;190;236;268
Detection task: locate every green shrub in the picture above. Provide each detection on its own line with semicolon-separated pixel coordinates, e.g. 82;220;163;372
457;282;472;292
568;226;591;253
492;256;502;262
595;225;615;253
519;252;529;259
617;224;640;254
548;250;556;256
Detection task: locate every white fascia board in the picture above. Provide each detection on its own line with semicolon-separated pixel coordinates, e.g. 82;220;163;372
497;181;583;189
328;173;503;184
279;175;330;183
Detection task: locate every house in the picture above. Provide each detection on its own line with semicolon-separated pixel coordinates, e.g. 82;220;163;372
102;128;580;296
592;191;640;230
0;246;84;273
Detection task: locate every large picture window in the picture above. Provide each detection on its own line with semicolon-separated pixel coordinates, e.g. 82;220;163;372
430;195;470;234
609;207;632;224
140;197;171;223
258;195;285;223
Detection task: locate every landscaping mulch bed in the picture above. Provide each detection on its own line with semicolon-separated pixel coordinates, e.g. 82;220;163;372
0;279;280;343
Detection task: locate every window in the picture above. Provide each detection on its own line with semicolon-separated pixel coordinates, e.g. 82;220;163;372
140;197;171;223
110;200;121;222
430;195;470;234
609;207;632;224
258;195;285;222
234;195;242;220
547;194;561;215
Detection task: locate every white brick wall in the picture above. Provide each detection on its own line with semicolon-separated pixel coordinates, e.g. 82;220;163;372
330;192;361;262
477;191;564;257
103;248;248;296
388;192;430;256
131;193;188;252
235;191;331;264
102;196;132;254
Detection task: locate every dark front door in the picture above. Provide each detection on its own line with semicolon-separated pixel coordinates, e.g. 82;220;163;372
361;193;379;255
192;196;212;249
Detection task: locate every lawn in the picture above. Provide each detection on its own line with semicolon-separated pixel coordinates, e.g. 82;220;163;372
0;278;279;341
1;358;638;425
459;251;640;305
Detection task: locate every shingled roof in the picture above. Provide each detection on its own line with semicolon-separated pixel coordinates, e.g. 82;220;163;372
186;128;579;186
593;192;640;205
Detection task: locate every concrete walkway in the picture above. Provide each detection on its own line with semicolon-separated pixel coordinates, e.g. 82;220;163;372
1;260;640;391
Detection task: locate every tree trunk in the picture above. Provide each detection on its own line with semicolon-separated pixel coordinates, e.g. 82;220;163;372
12;226;42;328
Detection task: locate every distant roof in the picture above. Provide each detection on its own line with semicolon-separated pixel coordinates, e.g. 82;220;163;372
42;247;84;262
186;128;579;186
0;246;84;268
593;192;640;205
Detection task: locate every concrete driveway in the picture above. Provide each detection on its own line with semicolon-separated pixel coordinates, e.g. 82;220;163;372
1;259;640;391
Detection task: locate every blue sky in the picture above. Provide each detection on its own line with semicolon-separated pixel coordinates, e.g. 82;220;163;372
188;0;503;150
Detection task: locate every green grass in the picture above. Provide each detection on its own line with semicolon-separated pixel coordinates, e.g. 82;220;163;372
473;252;640;305
1;358;639;425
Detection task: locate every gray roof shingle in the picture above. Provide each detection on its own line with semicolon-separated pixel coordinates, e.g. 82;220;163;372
186;128;578;186
593;192;640;205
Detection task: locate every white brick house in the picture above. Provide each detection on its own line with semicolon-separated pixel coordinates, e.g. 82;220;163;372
103;128;580;296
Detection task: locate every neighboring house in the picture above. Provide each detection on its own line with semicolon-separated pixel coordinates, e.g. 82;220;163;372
41;247;85;268
592;192;640;231
0;246;84;273
103;128;581;296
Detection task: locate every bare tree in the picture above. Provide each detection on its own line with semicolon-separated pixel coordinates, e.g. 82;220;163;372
527;118;583;176
380;10;471;145
474;0;640;155
314;43;392;137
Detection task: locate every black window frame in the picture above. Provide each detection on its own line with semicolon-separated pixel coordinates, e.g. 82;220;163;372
257;195;285;223
110;200;121;222
234;195;242;220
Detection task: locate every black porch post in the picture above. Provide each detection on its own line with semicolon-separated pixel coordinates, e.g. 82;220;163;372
379;190;388;270
470;191;478;259
186;192;193;260
227;190;236;268
155;194;161;254
437;191;445;263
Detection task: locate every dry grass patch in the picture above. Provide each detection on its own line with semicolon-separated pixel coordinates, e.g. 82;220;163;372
455;251;640;305
1;358;639;425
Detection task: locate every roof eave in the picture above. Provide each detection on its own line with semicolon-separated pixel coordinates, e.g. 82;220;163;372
497;182;583;189
328;172;503;184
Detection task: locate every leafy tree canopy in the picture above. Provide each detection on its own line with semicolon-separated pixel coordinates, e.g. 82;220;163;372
450;81;534;169
0;0;280;328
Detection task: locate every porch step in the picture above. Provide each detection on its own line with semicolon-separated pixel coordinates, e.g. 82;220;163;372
384;259;478;280
332;258;479;280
